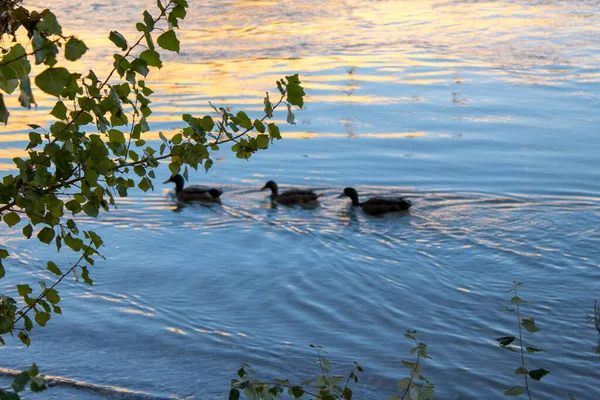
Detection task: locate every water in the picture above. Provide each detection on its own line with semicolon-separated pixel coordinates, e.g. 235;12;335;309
1;0;600;398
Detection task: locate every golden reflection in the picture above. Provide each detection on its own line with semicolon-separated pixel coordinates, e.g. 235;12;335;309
165;327;187;335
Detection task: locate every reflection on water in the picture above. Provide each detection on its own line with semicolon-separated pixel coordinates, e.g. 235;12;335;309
1;0;600;399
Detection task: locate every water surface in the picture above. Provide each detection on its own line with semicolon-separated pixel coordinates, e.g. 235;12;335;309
1;0;600;398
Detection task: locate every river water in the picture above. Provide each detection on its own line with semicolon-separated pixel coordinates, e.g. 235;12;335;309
1;0;599;398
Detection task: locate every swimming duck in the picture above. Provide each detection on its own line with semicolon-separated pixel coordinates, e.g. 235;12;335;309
164;174;223;202
260;180;321;205
339;187;411;215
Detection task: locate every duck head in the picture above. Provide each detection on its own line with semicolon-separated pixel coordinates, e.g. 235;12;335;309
338;187;360;206
164;174;185;193
260;180;279;196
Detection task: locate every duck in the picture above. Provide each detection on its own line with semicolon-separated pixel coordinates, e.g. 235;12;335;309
164;174;223;203
339;187;411;215
260;180;321;205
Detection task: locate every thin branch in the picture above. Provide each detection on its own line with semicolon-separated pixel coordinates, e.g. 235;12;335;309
12;242;93;328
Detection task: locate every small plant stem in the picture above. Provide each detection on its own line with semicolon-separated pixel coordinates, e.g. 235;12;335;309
514;282;532;400
400;338;421;400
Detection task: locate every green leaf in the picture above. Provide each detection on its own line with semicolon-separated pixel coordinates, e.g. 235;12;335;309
235;111;253;129
504;386;524;396
87;231;103;248
46;261;62;276
157;30;180;53
496;336;515;346
37;12;62;35
528;368;550;381
45;289;60;305
3;212;21;227
12;371;30;392
109;31;128;50
18;331;30;347
35;312;50;327
17;284;32;296
525;346;545;353
253;119;265;133
81;266;93;285
19;76;36;109
130;58;149;77
108;129;126;144
143;10;155;30
263;92;273;118
228;388;240;400
521;318;541;333
285;74;305;108
22;224;33;239
51;101;68;120
256;134;269;149
83;203;99;218
35;67;70;97
30;376;46;392
140;50;162;68
0;44;31;80
37;227;55;244
0;94;9;125
514;367;528;375
65;37;88;61
138;177;152;192
267;123;281;140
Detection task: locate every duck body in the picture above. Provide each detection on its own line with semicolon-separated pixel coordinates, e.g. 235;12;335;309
340;187;411;215
261;180;321;205
165;174;223;203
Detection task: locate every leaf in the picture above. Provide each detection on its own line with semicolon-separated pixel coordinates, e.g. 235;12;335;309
525;346;545;353
51;101;68;120
263;92;273;118
514;367;527;375
285;74;305;108
130;58;149;77
267;123;281;140
109;31;128;50
65;37;88;61
19;76;36;109
504;386;524;396
17;284;32;296
22;224;33;238
30;376;46;392
45;289;60;305
528;368;550;381
0;94;9;125
35;67;70;97
3;212;21;227
496;336;516;346
37;227;55;244
521;318;541;333
36;12;62;35
228;388;240;400
12;371;30;392
108;129;126;144
139;50;162;68
235;111;252;129
46;261;62;276
256;134;269;149
397;377;411;392
34;311;50;327
157;30;180;53
286;103;295;124
143;10;155;31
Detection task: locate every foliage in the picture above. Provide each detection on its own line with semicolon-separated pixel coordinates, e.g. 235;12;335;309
387;331;434;400
229;345;363;400
0;363;45;399
496;280;549;399
0;0;304;395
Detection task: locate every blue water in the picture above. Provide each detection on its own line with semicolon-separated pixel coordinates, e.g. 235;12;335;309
1;0;600;398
